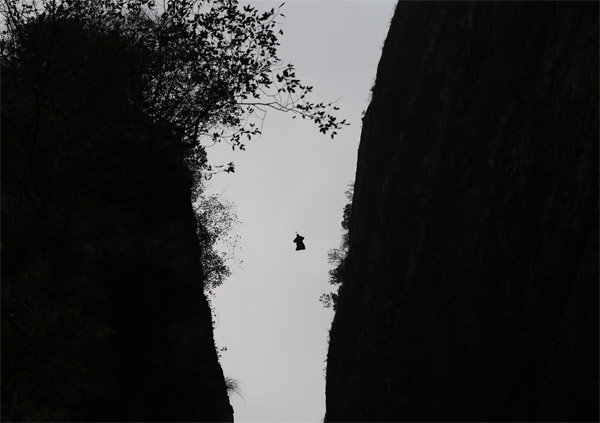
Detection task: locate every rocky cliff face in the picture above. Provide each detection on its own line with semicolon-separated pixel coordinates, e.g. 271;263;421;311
325;2;598;421
1;18;233;421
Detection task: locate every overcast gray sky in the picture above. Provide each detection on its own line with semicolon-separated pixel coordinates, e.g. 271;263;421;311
204;1;396;421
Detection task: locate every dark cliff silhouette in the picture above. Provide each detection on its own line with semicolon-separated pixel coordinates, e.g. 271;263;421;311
325;2;598;422
1;15;232;422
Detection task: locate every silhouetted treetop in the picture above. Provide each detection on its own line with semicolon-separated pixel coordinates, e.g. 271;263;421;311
2;0;348;170
320;184;353;310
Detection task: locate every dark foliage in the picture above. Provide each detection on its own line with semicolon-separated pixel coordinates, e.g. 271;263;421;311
320;184;352;310
194;192;240;294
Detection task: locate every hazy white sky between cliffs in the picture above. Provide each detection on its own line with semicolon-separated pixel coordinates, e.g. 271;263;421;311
205;1;396;421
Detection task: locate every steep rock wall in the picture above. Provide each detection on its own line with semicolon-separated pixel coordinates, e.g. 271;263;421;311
325;2;598;421
2;112;234;423
1;19;233;421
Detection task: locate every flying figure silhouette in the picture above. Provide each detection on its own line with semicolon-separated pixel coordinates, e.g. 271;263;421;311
293;233;306;251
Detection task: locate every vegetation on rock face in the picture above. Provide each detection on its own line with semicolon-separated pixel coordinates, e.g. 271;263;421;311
1;0;348;160
320;184;352;310
195;192;240;293
223;376;242;398
1;0;346;420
